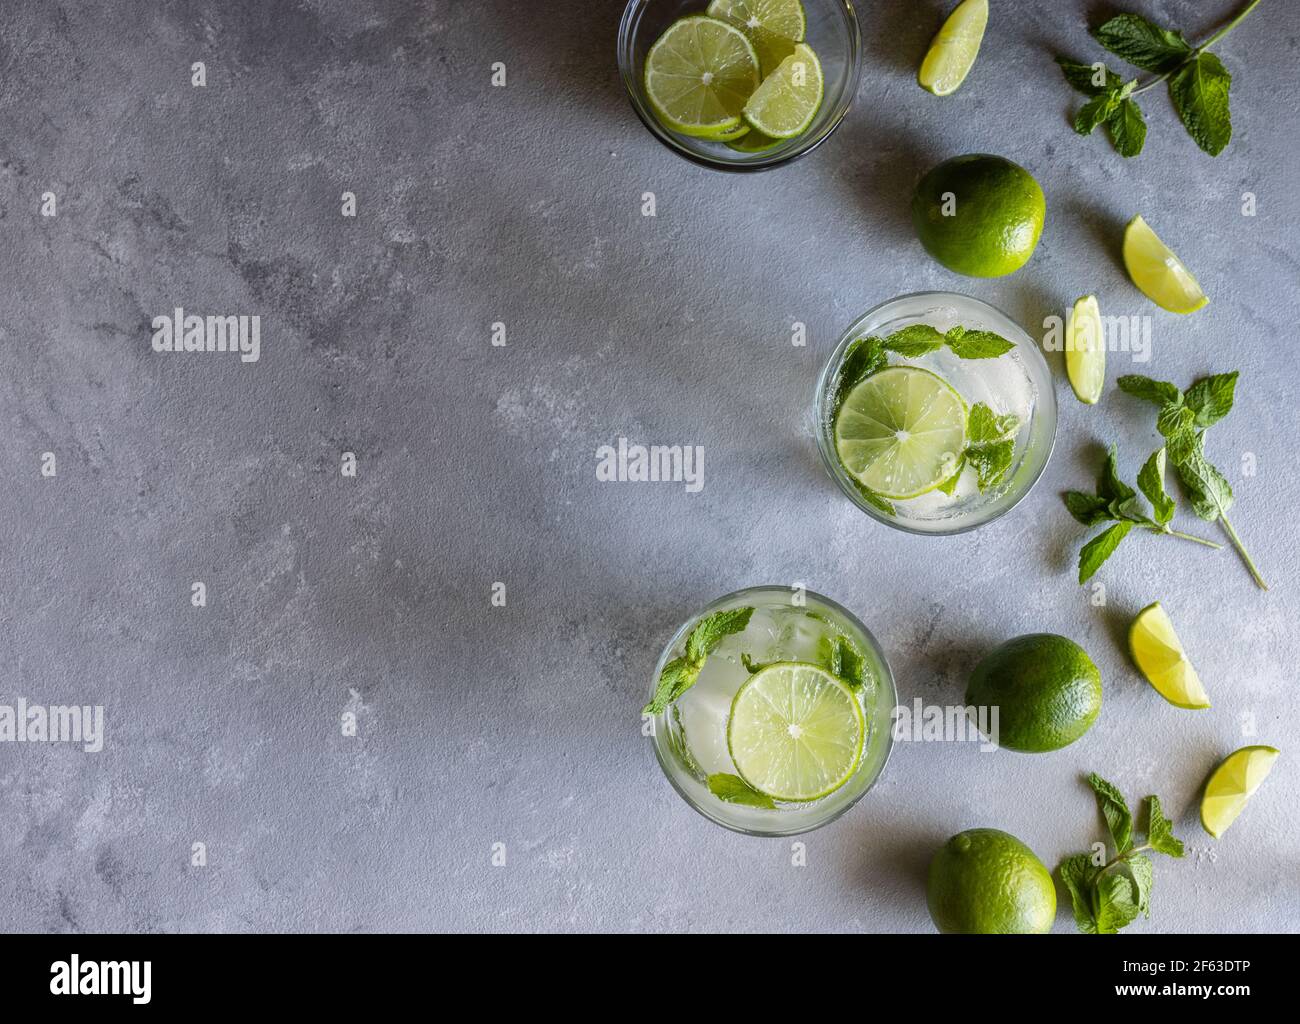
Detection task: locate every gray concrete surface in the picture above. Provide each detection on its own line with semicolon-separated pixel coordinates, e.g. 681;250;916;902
1;0;1297;933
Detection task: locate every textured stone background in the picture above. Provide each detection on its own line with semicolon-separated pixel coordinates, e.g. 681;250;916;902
0;0;1296;933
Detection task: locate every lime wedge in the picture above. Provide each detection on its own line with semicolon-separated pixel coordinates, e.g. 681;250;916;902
1122;215;1209;314
1066;294;1105;404
727;662;864;802
742;43;823;139
1129;602;1210;709
1201;745;1280;839
834;366;968;500
706;0;806;75
643;16;760;138
919;0;989;96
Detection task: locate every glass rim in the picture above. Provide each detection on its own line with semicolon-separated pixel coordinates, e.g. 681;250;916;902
814;290;1059;536
646;584;897;837
616;0;864;174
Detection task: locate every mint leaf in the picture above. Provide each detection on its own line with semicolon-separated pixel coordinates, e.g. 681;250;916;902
1169;432;1234;522
966;440;1014;491
1170;52;1232;156
686;607;752;663
740;653;773;675
851;479;896;517
1157;402;1196;440
643;607;754;714
1136;448;1175;526
1065;490;1112;526
945;327;1015;359
835;337;887;414
1184;371;1238;427
1127;854;1154;918
968;402;1019;443
831;636;867;689
707;774;776;809
1095;871;1142;933
1097;445;1136;505
1059;853;1101;934
882;324;945;357
1078;521;1132;583
1056;57;1122;96
1118;375;1183;407
643;657;694;716
1145;795;1185;858
1088;772;1134;853
1090;13;1191;74
1074;91;1120;136
936;459;963;496
1106;97;1147;157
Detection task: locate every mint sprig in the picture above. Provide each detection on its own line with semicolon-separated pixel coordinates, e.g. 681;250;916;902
1056;0;1263;157
1118;372;1266;589
643;606;753;715
965;403;1020;491
1058;773;1185;934
706;773;775;809
836;324;1016;408
1064;444;1221;583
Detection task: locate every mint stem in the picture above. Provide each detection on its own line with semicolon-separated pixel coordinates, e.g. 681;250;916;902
1131;0;1263;96
1219;513;1268;590
1138;524;1222;549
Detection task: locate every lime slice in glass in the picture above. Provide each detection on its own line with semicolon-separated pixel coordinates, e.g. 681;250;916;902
742;42;823;139
834;365;968;500
1201;745;1280;838
643;16;760;138
918;0;989;96
1128;602;1210;709
706;0;806;75
1123;215;1209;314
727;662;864;802
1066;294;1105;404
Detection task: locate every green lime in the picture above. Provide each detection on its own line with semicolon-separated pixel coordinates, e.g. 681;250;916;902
727;128;783;152
727;662;864;802
643;16;760;138
911;154;1046;277
833;366;968;500
965;633;1101;752
742;43;823;139
927;828;1056;934
707;0;805;76
918;0;988;96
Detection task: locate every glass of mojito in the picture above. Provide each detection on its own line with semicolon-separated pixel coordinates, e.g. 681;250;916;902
815;292;1057;534
645;586;896;835
617;0;862;171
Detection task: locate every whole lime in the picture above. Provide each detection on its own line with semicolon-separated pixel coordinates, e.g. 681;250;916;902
911;154;1046;277
927;828;1056;934
966;633;1101;752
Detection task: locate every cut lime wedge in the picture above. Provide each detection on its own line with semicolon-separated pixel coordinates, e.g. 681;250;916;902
1123;215;1209;314
834;366;968;500
919;0;989;96
727;662;864;802
1129;602;1210;709
643;16;760;138
707;0;806;75
742;42;823;139
1201;745;1279;839
1066;294;1105;404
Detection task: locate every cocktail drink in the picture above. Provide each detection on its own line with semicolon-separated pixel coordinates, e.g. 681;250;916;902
815;292;1057;534
645;586;895;835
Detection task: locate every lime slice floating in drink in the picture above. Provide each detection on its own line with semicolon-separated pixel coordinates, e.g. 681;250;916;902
1066;294;1105;404
743;42;823;138
1129;602;1210;709
834;366;968;500
1201;745;1280;838
706;0;806;75
918;0;989;96
643;16;760;138
1123;215;1209;314
727;663;864;802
